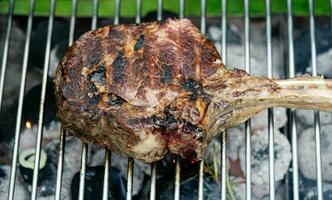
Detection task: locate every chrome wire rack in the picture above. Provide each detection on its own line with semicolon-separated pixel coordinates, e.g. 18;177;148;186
0;0;329;199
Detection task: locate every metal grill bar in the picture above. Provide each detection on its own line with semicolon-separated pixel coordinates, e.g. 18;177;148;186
308;1;323;199
331;0;332;35
157;0;163;21
114;0;120;25
92;0;99;30
150;162;157;200
200;0;206;35
286;1;299;199
244;0;251;199
174;157;181;200
55;129;66;200
30;0;56;199
135;0;141;24
68;0;78;46
78;143;88;200
55;0;77;199
147;2;161;198
173;2;184;198
0;0;14;110
126;158;134;200
198;160;204;200
7;0;35;199
220;0;227;199
78;1;99;199
102;0;122;197
179;0;184;19
265;0;275;199
102;150;110;200
198;1;206;199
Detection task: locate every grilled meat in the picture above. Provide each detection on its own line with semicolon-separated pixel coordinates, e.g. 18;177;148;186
55;18;332;162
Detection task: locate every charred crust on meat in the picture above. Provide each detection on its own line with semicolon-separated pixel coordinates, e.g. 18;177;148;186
112;51;127;83
198;81;209;99
180;146;198;161
162;65;173;84
85;37;102;67
181;120;204;140
89;94;101;105
160;46;176;65
182;79;196;91
108;28;126;44
89;56;101;66
214;101;228;109
232;91;245;97
107;93;126;106
87;82;101;104
88;82;97;93
231;68;249;77
134;34;144;51
182;79;198;100
182;64;196;80
89;64;106;85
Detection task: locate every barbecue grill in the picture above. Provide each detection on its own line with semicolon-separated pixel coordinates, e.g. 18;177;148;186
0;0;330;199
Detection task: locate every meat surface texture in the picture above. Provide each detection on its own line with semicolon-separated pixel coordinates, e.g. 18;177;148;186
55;18;332;162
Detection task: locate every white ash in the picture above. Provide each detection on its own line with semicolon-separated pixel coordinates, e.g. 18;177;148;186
275;184;286;200
226;44;284;78
303;182;332;200
230;176;246;200
0;165;29;200
209;21;286;79
44;137;83;200
90;148;150;196
251;108;287;132
37;196;55;200
208;26;222;41
0;21;41;109
227;127;244;160
308;47;332;78
252;181;282;199
204;127;244;170
239;128;291;186
298;125;332;181
296;110;332;129
230;176;283;200
19;121;61;151
49;44;61;78
226;108;287;161
204;137;222;172
61;137;86;200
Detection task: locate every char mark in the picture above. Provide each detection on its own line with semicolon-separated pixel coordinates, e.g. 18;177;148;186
108;93;126;106
149;108;204;141
162;65;173;84
87;82;100;105
181;120;204;140
182;79;198;100
112;52;127;83
89;94;101;105
90;64;106;85
134;35;144;51
89;56;101;66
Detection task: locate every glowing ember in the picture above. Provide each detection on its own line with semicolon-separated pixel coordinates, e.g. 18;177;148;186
25;121;32;129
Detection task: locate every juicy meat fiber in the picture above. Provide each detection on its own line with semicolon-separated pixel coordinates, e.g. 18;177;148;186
55;18;332;162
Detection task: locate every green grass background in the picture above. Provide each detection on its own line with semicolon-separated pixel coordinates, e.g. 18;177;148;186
0;0;331;17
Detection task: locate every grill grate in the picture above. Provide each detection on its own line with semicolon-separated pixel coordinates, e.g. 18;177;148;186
0;0;329;199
